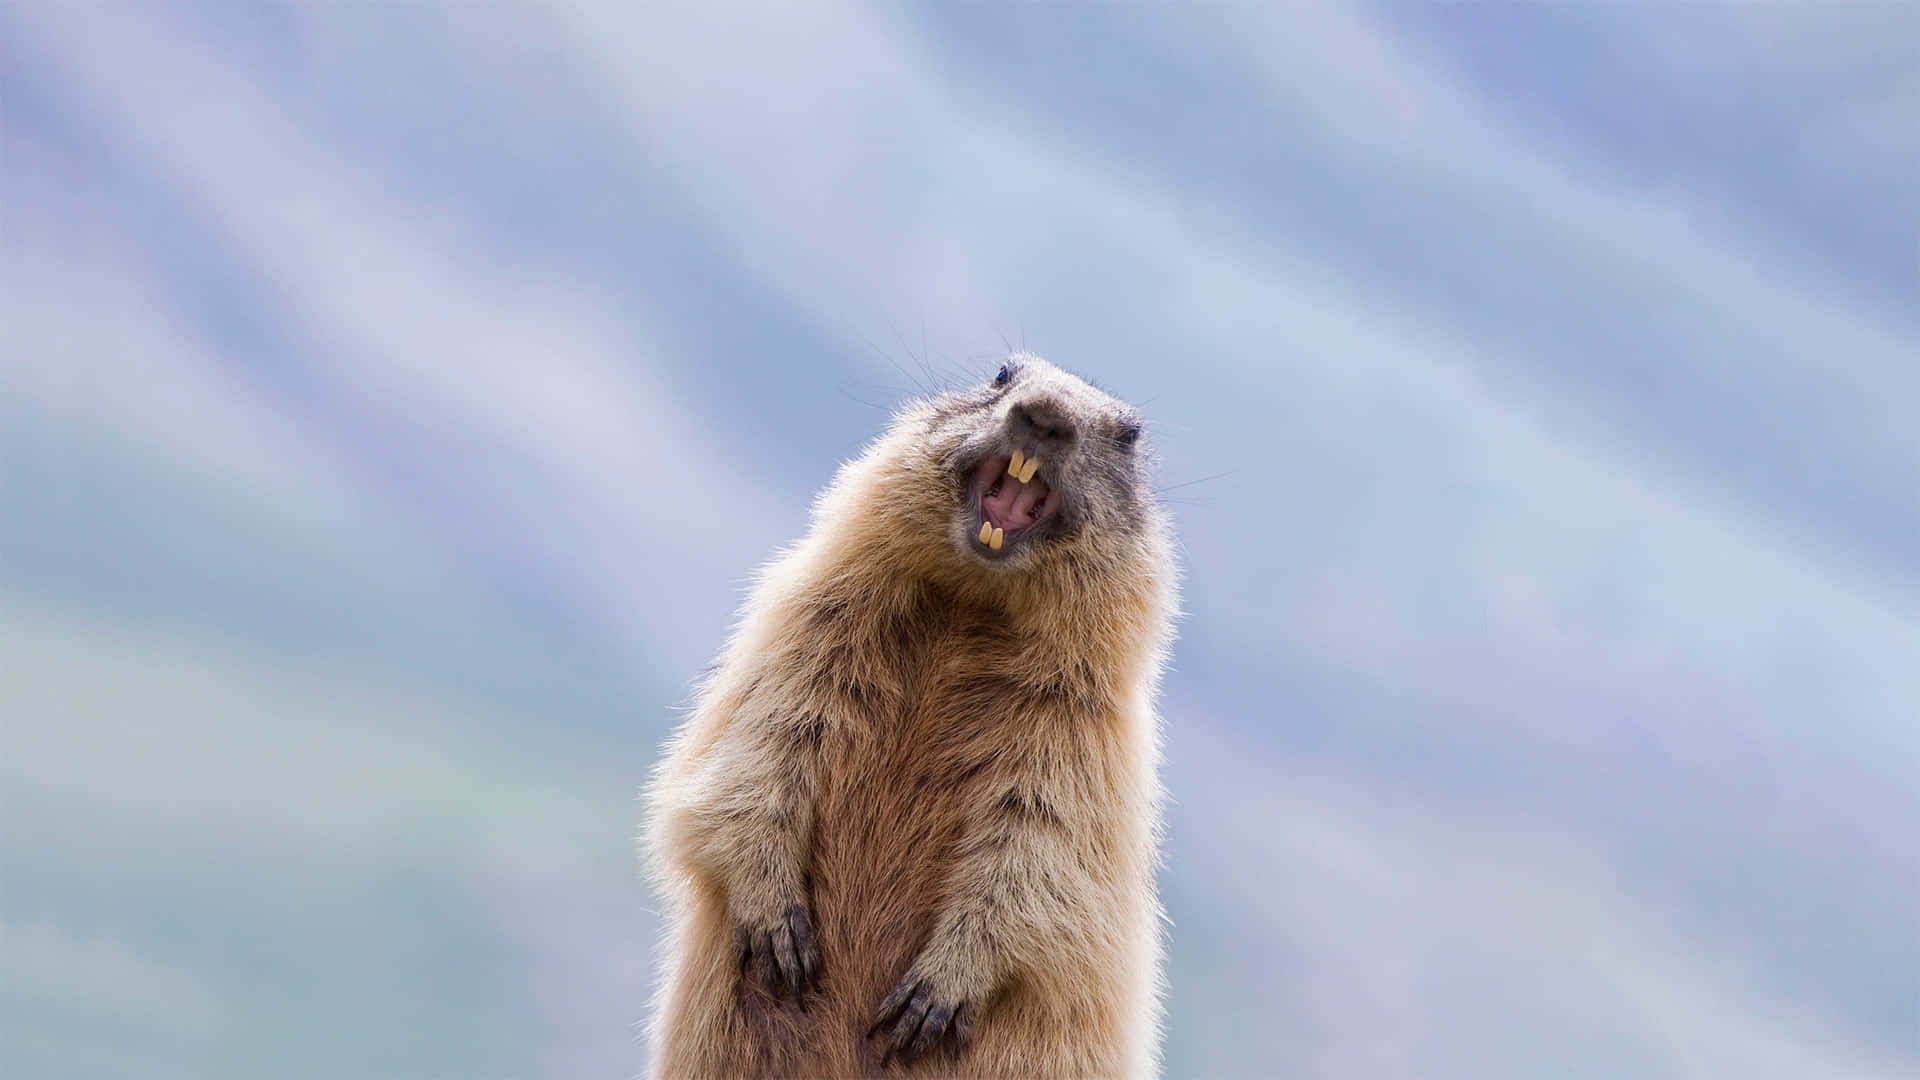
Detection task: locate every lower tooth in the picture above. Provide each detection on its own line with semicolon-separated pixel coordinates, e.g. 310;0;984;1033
989;527;1004;551
978;521;993;545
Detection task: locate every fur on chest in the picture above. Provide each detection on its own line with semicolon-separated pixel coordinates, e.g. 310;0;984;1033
792;585;1109;742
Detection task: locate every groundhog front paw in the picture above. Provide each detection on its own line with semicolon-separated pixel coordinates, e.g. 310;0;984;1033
734;901;823;1002
868;970;977;1066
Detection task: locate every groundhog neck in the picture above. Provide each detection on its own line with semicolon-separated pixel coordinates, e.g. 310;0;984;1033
808;503;1168;695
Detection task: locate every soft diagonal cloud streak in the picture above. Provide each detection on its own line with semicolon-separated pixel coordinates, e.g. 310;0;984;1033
3;1;1916;1077
7;0;795;670
1169;728;1918;1080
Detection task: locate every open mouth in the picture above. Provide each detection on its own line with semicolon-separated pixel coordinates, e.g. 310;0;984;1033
971;449;1056;554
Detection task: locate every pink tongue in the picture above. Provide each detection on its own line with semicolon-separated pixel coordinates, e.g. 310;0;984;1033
983;466;1051;528
984;477;1020;525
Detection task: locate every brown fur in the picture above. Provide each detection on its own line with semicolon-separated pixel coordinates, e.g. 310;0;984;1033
643;356;1178;1079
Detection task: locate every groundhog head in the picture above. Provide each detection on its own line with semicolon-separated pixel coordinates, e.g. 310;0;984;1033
912;353;1154;570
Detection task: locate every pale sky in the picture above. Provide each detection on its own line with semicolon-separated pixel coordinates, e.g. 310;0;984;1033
4;2;1917;1077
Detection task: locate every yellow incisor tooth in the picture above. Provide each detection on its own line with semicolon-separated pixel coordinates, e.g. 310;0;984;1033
1018;457;1041;484
989;527;1004;551
978;521;993;545
1007;448;1026;479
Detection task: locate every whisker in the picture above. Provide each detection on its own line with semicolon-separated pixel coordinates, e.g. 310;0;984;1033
1153;471;1233;495
859;333;934;398
834;380;894;411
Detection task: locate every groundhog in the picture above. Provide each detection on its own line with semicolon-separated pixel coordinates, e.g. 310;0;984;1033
642;354;1178;1079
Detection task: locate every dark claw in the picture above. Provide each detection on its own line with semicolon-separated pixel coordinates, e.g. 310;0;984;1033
787;903;823;988
907;1002;951;1061
871;977;969;1067
882;984;932;1066
869;978;916;1038
738;903;823;1004
773;928;802;997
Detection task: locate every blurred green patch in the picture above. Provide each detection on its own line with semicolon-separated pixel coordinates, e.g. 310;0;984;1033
1;605;642;1080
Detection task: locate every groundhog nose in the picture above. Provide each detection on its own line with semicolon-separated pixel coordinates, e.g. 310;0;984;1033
1010;399;1076;445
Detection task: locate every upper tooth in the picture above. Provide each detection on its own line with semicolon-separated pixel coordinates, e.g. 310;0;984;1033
1008;449;1026;479
1018;456;1041;484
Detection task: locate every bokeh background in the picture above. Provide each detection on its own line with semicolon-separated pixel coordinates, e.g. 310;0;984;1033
5;2;1918;1077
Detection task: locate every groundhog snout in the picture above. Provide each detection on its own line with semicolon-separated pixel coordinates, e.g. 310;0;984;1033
1008;397;1077;448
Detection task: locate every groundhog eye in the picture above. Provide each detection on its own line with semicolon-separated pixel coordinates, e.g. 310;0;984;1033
993;364;1013;387
1115;422;1142;450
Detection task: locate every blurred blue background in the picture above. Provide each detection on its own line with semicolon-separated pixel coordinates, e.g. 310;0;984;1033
4;2;1918;1077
